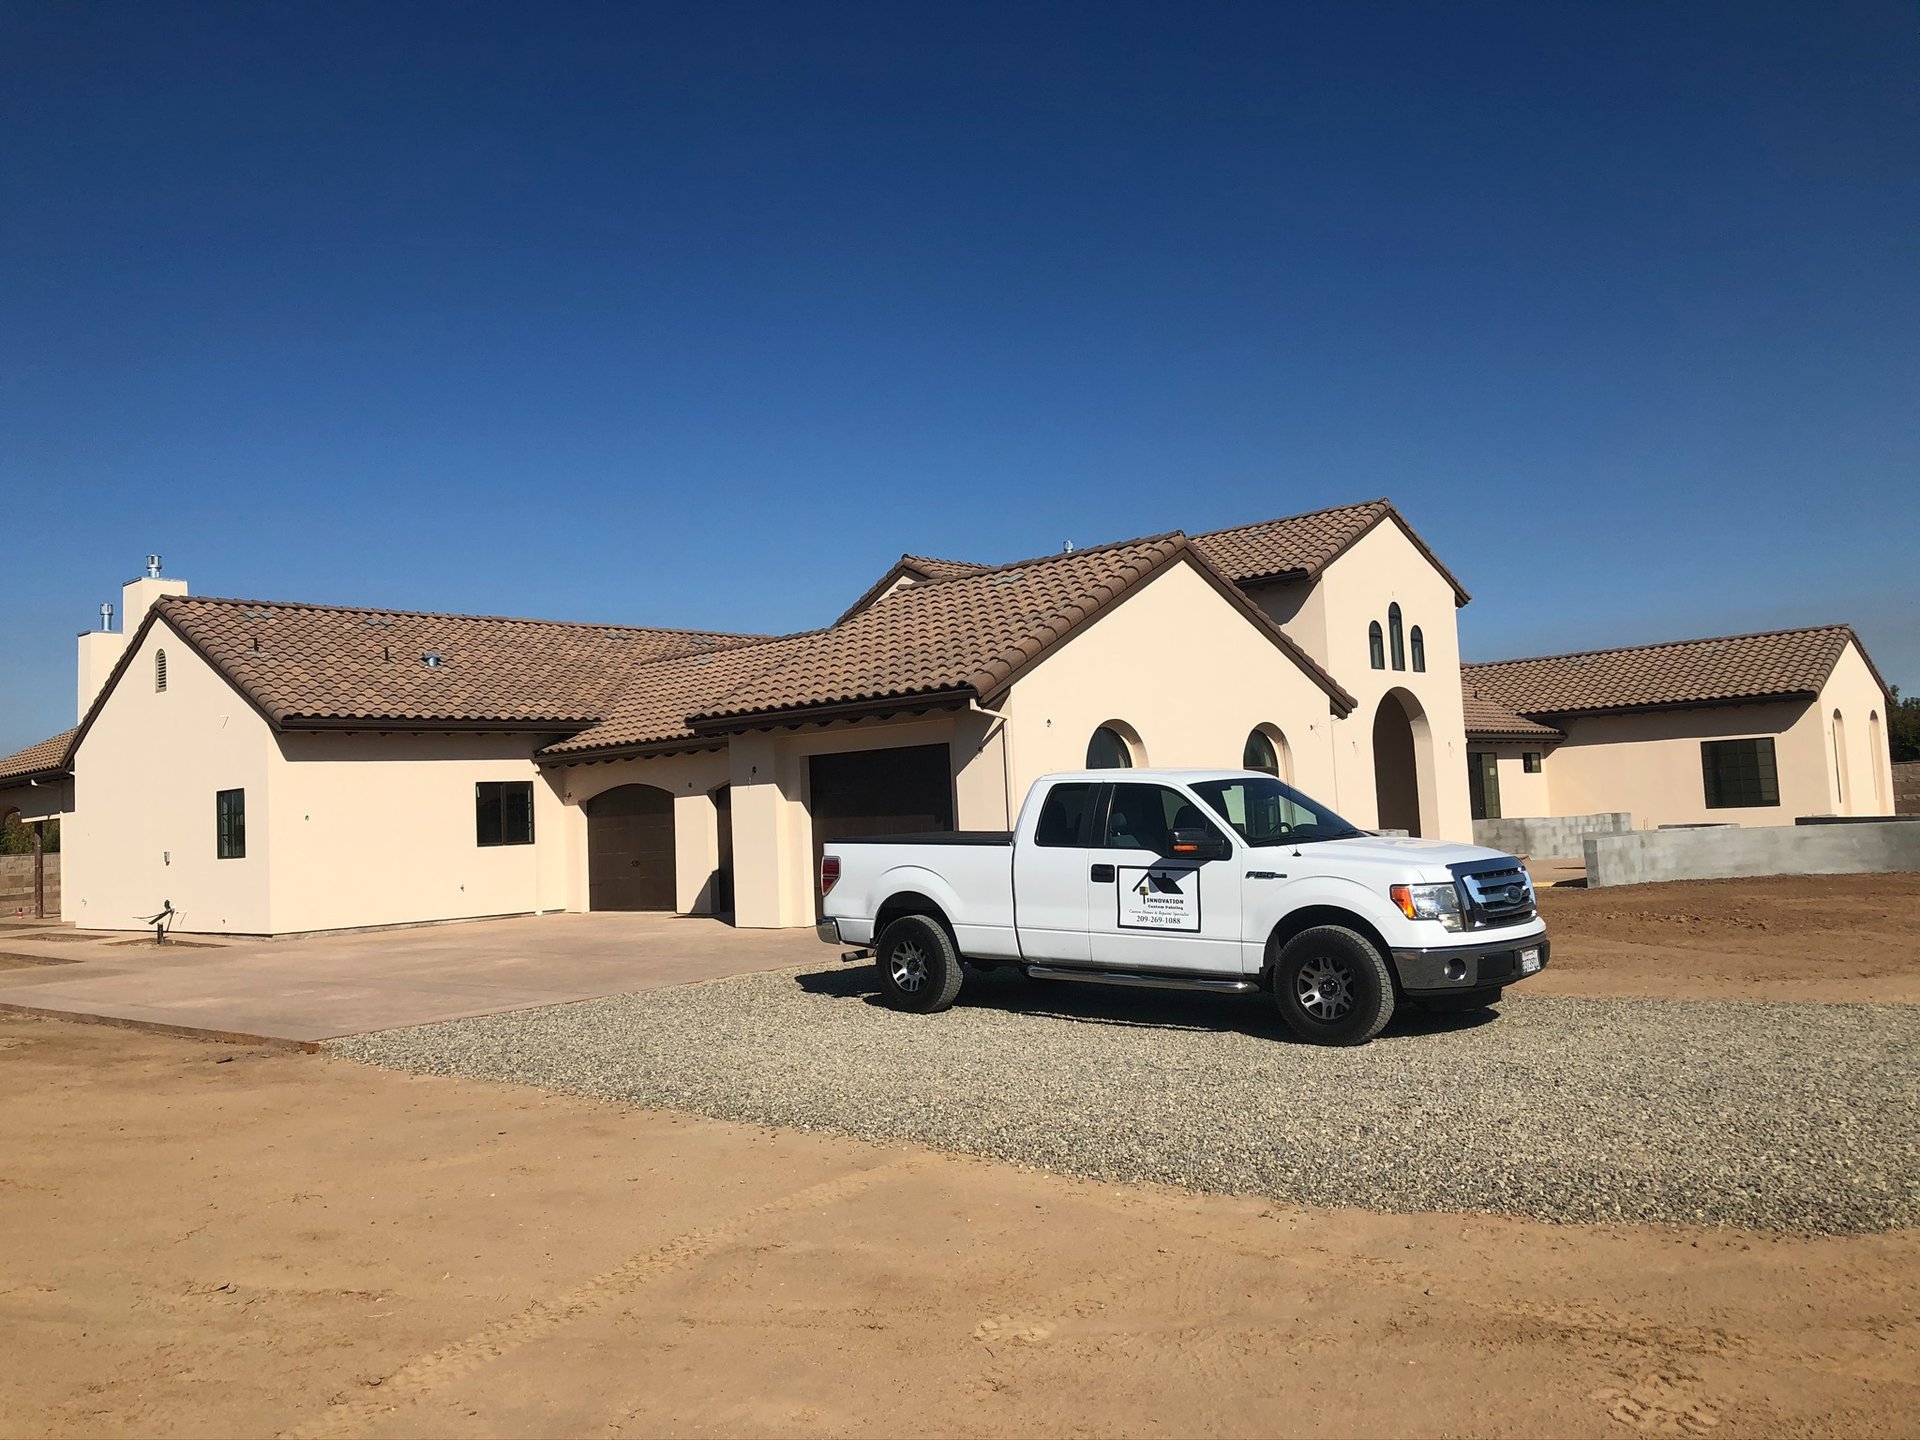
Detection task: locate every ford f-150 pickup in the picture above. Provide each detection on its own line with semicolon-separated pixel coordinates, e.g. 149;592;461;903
817;769;1549;1045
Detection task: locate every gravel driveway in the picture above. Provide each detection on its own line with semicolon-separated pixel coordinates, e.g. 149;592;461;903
332;962;1920;1234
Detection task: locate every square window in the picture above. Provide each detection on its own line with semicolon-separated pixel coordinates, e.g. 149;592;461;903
216;789;246;859
1523;752;1542;774
477;781;535;846
1701;738;1779;809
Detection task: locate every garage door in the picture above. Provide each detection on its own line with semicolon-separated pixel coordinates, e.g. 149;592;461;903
586;785;676;911
809;744;954;914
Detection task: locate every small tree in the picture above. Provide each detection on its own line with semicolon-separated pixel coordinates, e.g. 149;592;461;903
1890;685;1920;764
0;816;58;855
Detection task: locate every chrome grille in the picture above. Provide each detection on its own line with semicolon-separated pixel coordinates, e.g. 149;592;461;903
1452;861;1536;929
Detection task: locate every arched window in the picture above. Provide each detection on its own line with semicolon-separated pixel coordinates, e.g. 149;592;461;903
1870;711;1889;812
1243;729;1279;776
1832;710;1848;806
1086;725;1135;770
1388;604;1406;671
1410;626;1425;673
155;649;168;692
1368;622;1385;670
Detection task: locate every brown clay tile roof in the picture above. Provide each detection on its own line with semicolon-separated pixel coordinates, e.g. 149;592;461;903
1461;686;1563;742
1191;499;1472;605
1463;625;1876;718
845;499;1470;622
0;728;78;784
546;534;1356;758
832;553;991;625
152;595;761;728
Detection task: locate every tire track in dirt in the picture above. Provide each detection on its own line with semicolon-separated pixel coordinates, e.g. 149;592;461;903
280;1153;925;1440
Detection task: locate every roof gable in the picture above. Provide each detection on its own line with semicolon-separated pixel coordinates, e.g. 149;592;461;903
1464;625;1883;718
0;727;79;785
1191;499;1472;606
544;534;1356;759
832;553;991;625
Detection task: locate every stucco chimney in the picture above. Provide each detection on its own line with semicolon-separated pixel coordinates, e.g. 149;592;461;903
75;559;190;720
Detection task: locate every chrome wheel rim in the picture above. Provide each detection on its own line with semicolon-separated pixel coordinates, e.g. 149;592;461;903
1296;956;1354;1021
889;940;929;993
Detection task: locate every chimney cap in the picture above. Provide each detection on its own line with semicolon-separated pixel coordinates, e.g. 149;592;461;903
145;554;163;578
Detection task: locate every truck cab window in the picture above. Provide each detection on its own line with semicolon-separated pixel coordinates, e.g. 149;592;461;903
1033;782;1095;846
1100;784;1224;856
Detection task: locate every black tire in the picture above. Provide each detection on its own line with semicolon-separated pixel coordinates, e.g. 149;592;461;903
873;914;964;1014
1415;986;1504;1013
1273;925;1395;1046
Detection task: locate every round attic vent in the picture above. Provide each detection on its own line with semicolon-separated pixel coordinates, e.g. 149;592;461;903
422;651;445;669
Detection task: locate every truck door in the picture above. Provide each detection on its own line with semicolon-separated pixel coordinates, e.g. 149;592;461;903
1011;779;1094;962
1086;782;1242;974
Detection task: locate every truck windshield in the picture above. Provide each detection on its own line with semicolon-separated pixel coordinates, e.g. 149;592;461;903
1189;777;1365;847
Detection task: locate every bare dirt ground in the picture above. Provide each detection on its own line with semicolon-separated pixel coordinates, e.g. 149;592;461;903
1533;871;1920;1002
3;875;1917;1439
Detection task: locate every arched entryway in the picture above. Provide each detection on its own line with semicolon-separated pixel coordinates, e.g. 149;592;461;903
585;785;676;911
1372;691;1423;837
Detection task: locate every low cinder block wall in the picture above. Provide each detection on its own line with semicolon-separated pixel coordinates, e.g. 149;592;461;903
0;852;61;914
1895;760;1920;817
1583;822;1920;888
1473;813;1631;861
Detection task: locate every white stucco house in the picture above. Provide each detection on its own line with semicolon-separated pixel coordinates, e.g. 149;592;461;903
0;500;1479;934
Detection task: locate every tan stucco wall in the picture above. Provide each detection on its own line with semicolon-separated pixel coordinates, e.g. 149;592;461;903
1289;521;1473;839
267;731;575;935
64;619;278;933
1540;699;1827;830
1818;642;1896;817
1005;557;1342;802
0;777;73;827
1467;744;1554;819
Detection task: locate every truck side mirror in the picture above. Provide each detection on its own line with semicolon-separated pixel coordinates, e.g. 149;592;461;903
1169;827;1229;861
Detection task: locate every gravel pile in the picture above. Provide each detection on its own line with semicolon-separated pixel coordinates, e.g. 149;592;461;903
331;964;1920;1234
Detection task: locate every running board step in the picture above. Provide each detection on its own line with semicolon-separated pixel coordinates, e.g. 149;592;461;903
1025;966;1257;994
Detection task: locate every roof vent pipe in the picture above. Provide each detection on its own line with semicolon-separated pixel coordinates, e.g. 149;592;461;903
145;554;163;579
1062;541;1075;553
99;602;114;632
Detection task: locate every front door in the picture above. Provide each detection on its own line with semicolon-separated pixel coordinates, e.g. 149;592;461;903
1086;781;1242;974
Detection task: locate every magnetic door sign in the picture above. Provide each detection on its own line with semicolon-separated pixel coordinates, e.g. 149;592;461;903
1117;865;1201;932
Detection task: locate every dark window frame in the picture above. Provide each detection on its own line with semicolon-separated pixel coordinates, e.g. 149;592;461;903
216;788;246;859
1368;621;1385;670
476;780;536;846
1085;725;1134;770
1467;752;1501;821
1388;604;1406;671
1701;737;1780;810
1409;626;1425;673
1243;728;1280;776
1523;751;1542;774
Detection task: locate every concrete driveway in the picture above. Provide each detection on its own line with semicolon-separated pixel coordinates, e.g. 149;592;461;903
0;913;823;1045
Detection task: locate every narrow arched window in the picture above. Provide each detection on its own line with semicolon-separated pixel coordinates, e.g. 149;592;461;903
1388;604;1406;671
155;649;168;692
1410;626;1425;673
1368;622;1385;670
1243;729;1280;776
1086;725;1134;770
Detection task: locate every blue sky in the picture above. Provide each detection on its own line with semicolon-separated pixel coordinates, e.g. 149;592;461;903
3;1;1916;753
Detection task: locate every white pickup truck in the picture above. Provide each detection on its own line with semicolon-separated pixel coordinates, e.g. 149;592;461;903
817;769;1549;1045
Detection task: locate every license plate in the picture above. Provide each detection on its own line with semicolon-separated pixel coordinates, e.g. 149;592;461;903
1520;947;1542;975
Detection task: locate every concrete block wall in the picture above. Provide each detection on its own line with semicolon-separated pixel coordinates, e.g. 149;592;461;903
1472;813;1631;861
1583;822;1920;888
0;852;61;916
1895;761;1920;817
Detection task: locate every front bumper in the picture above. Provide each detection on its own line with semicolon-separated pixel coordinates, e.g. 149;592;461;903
815;918;842;946
1390;936;1550;994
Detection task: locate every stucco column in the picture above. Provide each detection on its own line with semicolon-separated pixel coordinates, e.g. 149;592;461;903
727;733;806;929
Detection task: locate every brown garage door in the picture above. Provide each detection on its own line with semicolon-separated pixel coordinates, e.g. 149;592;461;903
586;785;676;911
809;744;954;915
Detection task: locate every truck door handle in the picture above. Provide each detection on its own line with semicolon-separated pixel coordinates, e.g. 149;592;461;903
1090;864;1115;883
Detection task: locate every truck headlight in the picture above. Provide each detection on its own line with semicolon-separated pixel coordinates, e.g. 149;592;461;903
1391;882;1465;932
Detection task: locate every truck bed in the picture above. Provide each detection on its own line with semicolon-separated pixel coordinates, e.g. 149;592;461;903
830;831;1013;847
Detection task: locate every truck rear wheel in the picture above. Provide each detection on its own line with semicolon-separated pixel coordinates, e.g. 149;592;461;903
874;914;964;1014
1273;925;1395;1046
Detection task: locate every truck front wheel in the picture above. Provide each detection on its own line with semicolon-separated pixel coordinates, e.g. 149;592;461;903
873;914;965;1014
1273;926;1395;1046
